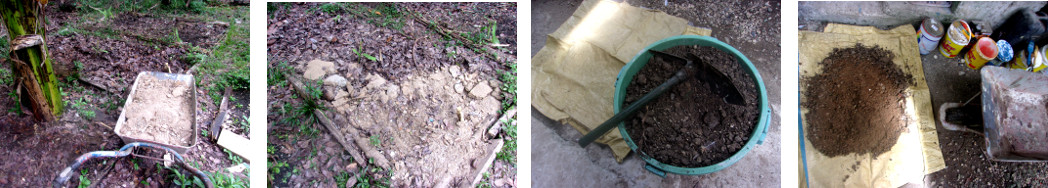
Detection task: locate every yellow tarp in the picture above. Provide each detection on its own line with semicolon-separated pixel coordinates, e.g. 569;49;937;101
799;24;945;187
532;0;711;161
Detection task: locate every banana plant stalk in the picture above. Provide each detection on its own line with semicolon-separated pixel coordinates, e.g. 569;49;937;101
1;0;63;121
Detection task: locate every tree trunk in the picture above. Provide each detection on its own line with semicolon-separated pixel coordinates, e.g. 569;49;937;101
1;0;62;121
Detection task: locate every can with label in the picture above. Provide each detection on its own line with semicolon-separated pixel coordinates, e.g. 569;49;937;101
918;18;944;55
940;20;972;58
963;37;998;69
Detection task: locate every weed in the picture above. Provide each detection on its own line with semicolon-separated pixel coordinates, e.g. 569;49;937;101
335;171;353;188
365;3;406;30
267;61;292;87
188;1;207;13
0;68;12;85
369;135;381;146
0;37;8;59
280;80;324;137
351;48;378;61
202;129;209;138
168;167;195;188
319;3;344;14
225;149;243;164
182;53;207;65
209;171;248;188
498;62;516;113
78;168;91;188
268;160;290;182
496;118;517;165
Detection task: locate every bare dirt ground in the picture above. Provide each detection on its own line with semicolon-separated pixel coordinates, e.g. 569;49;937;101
531;0;781;187
0;1;249;187
267;2;517;187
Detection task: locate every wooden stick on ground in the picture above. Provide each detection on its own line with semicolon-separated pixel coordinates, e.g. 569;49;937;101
409;13;516;63
487;106;516;138
288;75;390;169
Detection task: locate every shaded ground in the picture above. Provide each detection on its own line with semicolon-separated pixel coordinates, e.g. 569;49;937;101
267;2;517;187
0;1;249;187
531;0;781;187
920;51;1048;187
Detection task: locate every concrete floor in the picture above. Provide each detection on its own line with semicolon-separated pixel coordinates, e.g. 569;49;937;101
531;0;782;187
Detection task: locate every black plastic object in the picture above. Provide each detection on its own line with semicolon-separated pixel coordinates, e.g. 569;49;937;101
991;9;1048;53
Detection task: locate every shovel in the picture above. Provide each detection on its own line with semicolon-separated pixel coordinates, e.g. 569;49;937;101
578;49;745;147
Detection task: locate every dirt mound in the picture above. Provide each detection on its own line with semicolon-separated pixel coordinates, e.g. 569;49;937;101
803;44;912;157
329;65;501;187
625;46;760;168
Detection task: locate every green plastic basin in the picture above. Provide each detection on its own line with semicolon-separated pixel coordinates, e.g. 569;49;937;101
613;35;770;176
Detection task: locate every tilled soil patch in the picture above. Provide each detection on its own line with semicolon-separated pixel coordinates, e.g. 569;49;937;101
803;44;912;157
624;45;759;168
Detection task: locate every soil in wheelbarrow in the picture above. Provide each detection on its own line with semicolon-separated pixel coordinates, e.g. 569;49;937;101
119;75;195;147
802;44;911;157
624;45;760;168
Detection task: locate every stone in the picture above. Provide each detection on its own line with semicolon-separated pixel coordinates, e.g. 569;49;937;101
454;83;465;94
324;75;348;88
303;59;336;80
469;82;493;99
479;97;501;115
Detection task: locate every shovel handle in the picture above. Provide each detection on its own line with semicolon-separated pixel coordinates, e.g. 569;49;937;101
578;64;692;147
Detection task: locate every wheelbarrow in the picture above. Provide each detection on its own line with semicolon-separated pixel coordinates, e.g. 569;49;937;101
578;35;771;177
939;66;1048;161
54;72;208;187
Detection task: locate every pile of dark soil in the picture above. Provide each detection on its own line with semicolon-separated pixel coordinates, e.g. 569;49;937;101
803;44;912;157
624;45;759;168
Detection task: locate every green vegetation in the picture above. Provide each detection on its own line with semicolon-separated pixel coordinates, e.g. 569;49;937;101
496;61;517;165
334;171;353;188
78;169;91;188
0;37;8;59
369;135;381;147
351;48;378;62
496;118;517;164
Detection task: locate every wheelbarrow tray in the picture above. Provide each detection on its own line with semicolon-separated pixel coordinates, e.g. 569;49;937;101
114;72;197;154
981;66;1048;161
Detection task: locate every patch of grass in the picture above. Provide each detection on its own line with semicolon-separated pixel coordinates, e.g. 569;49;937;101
355;166;392;188
0;68;13;85
335;171;353;188
0;37;8;59
498;62;517;113
209;171;249;188
182;52;207;65
268;61;292;87
268;160;290;183
163;27;184;45
365;3;406;31
280;80;324;137
319;3;345;14
496;118;516;165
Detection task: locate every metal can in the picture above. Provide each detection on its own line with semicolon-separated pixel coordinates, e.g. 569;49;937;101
940;20;972;58
988;40;1013;66
963;37;998;69
918;18;944;55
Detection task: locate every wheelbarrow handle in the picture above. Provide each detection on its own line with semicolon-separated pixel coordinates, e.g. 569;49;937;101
53;142;214;188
